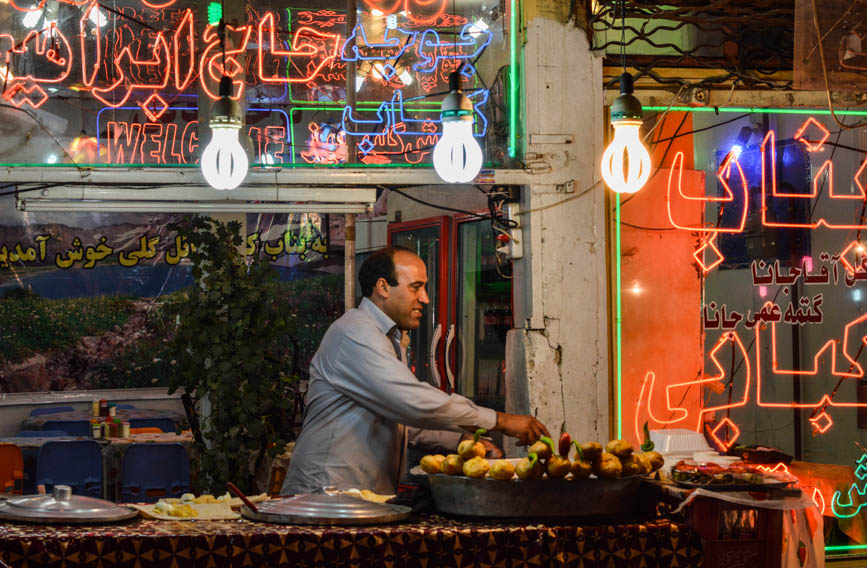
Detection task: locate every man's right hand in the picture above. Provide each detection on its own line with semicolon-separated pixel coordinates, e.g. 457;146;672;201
492;412;550;446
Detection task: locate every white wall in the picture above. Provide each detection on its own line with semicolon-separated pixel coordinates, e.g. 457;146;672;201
505;14;609;454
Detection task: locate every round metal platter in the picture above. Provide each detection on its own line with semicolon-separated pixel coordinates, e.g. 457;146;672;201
427;474;641;518
0;486;138;524
240;492;411;525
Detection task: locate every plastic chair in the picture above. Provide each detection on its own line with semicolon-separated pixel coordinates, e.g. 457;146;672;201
128;418;176;434
16;430;69;438
129;427;162;435
35;440;103;499
120;443;190;503
116;404;136;410
40;420;91;437
29;406;74;417
0;444;24;494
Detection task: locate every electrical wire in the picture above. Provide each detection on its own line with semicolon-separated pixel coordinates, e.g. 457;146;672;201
379;185;490;219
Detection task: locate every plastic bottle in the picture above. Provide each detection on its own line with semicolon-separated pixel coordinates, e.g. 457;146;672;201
99;399;108;417
91;419;101;439
91;400;99;417
121;421;130;438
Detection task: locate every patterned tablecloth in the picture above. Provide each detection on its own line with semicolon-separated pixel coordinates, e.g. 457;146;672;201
20;408;187;431
0;515;702;568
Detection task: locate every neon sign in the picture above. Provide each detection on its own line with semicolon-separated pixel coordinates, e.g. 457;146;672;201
635;117;867;450
0;5;496;168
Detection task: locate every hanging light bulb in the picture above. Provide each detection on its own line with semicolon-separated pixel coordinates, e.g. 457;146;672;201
201;75;248;190
433;72;483;184
600;73;651;194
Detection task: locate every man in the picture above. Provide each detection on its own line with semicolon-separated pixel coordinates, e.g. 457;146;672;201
282;246;549;495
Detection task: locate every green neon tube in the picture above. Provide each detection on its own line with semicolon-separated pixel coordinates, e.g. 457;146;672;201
643;106;867;116
509;0;517;158
615;192;622;439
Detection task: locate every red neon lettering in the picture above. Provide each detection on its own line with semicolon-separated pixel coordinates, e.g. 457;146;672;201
666;151;748;233
107;121;142;164
172;9;196;91
761;129;867;229
141;123;164;163
181;121;198;162
199;23;251;101
257;14;341;85
264;126;286;163
92;31;170;108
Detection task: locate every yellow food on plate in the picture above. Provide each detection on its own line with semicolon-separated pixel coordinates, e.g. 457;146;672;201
595;452;623;479
419;454;446;474
153;500;199;518
462;456;490;478
488;460;516;480
342;488;395;503
605;439;634;459
443;454;465;475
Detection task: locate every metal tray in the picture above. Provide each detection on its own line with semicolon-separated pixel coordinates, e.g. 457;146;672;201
427;474;641;518
673;479;794;492
240;492;411;525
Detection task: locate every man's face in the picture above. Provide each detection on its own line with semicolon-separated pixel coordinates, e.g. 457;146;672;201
381;251;429;330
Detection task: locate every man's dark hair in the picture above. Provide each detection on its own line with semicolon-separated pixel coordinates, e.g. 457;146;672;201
359;245;414;298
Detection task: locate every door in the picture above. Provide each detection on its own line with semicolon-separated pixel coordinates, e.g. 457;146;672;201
451;216;511;412
387;216;451;390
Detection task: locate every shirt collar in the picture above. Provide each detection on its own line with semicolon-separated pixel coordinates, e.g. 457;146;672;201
359;297;398;336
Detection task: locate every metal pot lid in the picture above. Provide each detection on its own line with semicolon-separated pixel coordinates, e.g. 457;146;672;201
242;488;411;525
0;485;138;523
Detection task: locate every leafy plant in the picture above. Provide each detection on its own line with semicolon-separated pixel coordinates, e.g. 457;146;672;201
164;216;297;494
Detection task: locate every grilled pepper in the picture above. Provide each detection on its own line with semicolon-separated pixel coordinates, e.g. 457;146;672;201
528;436;554;461
570;441;593;478
516;452;545;480
544;436;570;478
457;428;488;460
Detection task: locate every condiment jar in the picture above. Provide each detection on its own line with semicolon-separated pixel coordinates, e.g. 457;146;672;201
91;400;99;417
108;403;116;417
121;421;130;438
91;419;101;439
99;399;108;417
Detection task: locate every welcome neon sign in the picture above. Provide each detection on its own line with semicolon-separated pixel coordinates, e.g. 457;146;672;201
0;3;496;167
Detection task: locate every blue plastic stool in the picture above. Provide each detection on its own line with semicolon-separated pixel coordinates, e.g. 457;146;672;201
120;443;190;503
35;440;103;499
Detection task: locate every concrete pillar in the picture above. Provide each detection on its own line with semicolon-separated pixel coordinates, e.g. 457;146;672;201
505;5;609;454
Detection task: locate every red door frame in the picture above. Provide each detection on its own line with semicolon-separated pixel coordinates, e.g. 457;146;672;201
387;215;452;391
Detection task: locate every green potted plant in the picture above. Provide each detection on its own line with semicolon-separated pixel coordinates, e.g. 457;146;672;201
165;215;297;494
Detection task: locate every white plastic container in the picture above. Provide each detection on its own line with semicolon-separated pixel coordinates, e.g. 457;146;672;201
649;429;712;454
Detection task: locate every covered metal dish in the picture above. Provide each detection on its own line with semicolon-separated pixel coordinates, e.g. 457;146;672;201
241;489;411;525
0;485;138;524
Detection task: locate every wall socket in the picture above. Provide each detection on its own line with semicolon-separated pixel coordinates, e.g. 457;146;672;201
496;202;524;260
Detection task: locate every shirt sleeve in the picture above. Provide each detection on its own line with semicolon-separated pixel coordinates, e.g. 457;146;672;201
322;325;497;433
407;427;463;451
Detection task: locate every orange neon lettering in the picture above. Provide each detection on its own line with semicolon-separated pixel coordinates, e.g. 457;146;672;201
199;23;251;101
141;123;164;163
257;13;341;85
107;122;142;164
666;151;748;233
